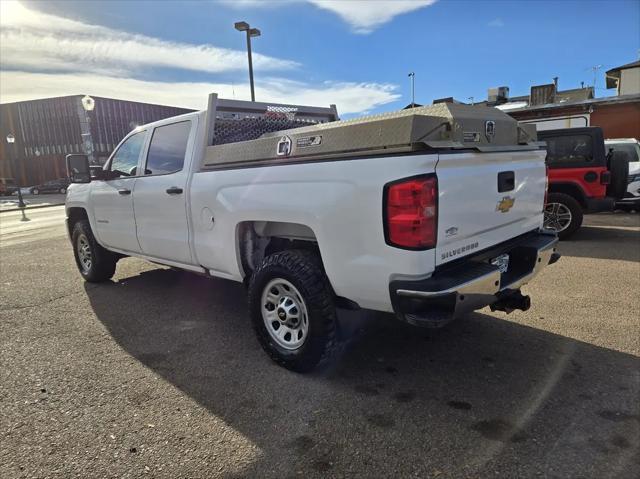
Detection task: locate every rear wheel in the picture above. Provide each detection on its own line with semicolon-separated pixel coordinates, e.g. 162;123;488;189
248;249;339;372
59;187;67;194
72;220;118;282
32;188;39;195
544;192;583;239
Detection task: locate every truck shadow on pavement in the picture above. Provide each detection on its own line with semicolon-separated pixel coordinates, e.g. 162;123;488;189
84;269;639;478
558;225;640;262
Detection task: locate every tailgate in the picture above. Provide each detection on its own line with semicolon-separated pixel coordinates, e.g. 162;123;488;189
435;149;546;266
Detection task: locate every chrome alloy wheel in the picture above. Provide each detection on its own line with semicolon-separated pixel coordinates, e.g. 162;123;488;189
261;278;309;350
544;202;572;233
77;234;92;272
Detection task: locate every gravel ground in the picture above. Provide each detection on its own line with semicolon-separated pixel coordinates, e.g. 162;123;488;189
1;212;638;478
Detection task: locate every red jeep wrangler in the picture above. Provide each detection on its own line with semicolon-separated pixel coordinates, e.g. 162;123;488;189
538;127;629;239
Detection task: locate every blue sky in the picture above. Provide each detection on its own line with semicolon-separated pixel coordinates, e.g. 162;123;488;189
1;0;638;116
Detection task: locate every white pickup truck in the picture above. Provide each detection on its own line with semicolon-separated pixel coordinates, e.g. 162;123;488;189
66;94;560;372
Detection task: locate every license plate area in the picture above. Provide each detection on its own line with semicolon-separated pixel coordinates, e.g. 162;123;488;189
491;253;510;274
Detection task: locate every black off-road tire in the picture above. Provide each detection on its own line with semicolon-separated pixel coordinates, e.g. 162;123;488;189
545;192;583;240
71;220;118;282
248;249;339;373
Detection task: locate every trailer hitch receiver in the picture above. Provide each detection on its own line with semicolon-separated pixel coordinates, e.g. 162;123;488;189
490;289;531;314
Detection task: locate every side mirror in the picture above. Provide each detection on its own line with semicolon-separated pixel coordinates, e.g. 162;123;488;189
89;165;104;178
66;154;91;183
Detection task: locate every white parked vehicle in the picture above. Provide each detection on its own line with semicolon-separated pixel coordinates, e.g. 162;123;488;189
66;94;560;371
605;138;640;211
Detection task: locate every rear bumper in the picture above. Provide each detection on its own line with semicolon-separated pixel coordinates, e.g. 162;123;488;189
616;192;640;207
585;196;614;214
389;231;559;327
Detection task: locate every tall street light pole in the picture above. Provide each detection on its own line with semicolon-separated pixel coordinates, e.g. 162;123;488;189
6;133;26;209
80;95;96;164
234;21;261;102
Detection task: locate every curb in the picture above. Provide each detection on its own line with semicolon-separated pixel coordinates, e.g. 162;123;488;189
0;203;65;213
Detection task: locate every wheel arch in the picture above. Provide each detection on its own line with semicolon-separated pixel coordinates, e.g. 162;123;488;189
66;207;89;238
236;220;321;279
236;220;359;309
548;182;587;208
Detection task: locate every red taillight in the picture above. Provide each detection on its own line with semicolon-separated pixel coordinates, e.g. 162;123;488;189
385;176;437;249
600;171;611;185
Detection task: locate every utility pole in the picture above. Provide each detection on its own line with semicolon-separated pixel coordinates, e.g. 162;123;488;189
235;21;261;102
408;72;415;106
590;65;602;90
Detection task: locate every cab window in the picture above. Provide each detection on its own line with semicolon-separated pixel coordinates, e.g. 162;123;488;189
109;131;146;176
144;121;191;175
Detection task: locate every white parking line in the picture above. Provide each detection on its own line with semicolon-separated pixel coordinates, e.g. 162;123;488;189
0;206;67;247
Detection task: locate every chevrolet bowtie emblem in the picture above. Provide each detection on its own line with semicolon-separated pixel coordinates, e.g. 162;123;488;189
496;196;515;213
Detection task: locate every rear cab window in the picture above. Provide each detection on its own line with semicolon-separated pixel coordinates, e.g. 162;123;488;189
144;121;191;176
539;128;606;169
545;134;594;167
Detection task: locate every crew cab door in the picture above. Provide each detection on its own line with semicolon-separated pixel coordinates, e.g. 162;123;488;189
133;119;195;264
91;130;147;253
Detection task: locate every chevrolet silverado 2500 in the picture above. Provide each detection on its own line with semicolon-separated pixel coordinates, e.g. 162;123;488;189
66;94;560;372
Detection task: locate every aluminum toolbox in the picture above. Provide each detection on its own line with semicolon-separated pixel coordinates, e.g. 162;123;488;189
203;99;539;170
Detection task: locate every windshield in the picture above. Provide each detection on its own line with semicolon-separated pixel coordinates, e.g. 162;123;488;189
606;142;640;163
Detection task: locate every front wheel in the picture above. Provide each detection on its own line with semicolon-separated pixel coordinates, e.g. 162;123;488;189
32;188;39;195
59;187;67;194
72;220;118;282
544;192;583;239
248;250;339;372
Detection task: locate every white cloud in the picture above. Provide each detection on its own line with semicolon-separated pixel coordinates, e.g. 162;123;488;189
0;1;298;75
220;0;438;34
488;18;504;27
307;0;437;33
0;1;402;115
0;71;400;115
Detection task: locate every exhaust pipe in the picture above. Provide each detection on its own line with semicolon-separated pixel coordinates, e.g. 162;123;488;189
490;290;531;314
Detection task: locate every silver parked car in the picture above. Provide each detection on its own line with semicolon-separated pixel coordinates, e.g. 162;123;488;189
605;138;640;211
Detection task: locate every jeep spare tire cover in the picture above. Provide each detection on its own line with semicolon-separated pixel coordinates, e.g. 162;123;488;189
607;150;630;199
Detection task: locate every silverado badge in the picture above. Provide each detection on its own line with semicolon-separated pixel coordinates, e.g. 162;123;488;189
496;196;515;213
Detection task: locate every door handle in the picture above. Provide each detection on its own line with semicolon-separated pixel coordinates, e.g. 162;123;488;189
497;171;515;192
117;188;131;195
166;187;183;195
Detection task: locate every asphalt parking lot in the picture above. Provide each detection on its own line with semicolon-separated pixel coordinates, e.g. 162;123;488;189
1;210;638;478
